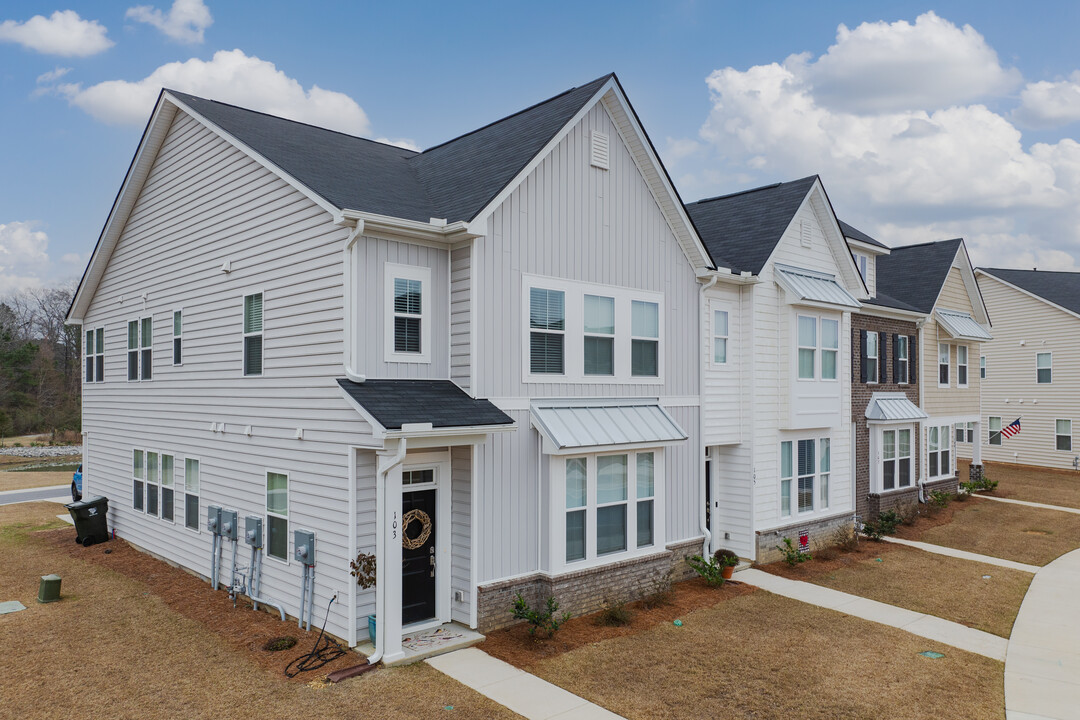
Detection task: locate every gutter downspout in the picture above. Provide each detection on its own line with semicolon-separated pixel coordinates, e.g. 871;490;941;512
915;318;927;502
342;220;366;383
747;282;757;561
699;274;719;555
367;436;406;666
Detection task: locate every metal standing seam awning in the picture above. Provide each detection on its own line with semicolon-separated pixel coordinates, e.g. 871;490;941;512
935;308;992;342
530;400;688;454
774;264;862;309
865;392;929;423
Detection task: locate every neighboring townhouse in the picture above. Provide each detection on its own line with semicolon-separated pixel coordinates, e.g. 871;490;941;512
972;268;1080;470
875;239;992;489
841;223;928;520
686;177;869;563
66;74;720;664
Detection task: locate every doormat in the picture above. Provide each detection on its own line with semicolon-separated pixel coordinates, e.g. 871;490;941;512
402;627;467;652
0;601;27;615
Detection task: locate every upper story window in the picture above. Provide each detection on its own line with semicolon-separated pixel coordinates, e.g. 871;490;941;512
865;330;879;383
243;293;263;376
797;314;838;381
172;310;182;366
85;327;104;383
127;317;152;381
797;316;816;380
980;355;986;379
856;254;869;283
957;346;969;387
938;343;950;387
1037;352;1052;384
524;275;663;383
896;335;909;384
712;308;729;365
384;263;431;364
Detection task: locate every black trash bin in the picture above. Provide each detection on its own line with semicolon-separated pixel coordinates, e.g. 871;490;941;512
64;496;110;546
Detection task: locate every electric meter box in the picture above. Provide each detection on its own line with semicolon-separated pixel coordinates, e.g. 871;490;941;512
207;505;222;535
294;529;315;566
220;509;238;541
244;516;262;547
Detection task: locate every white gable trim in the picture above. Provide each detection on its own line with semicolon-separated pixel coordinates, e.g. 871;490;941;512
467;78;715;273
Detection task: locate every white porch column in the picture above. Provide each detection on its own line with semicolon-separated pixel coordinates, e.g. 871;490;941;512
377;443;406;664
708;446;721;554
972;420;983;467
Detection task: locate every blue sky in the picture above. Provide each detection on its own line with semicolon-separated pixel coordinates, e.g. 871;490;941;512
4;1;1080;291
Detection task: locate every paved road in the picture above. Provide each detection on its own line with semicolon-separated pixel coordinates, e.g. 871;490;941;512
0;485;70;506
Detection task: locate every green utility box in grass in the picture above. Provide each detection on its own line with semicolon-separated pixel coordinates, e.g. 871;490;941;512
38;574;61;604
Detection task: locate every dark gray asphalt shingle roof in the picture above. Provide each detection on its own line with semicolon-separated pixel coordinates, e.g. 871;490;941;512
169;74;612;224
862;292;923;313
839;220;888;250
875;238;963;314
980;268;1080;316
337;379;514;430
684;176;818;275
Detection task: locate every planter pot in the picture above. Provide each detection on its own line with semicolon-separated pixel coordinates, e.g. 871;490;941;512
368;614;377;646
721;566;734;580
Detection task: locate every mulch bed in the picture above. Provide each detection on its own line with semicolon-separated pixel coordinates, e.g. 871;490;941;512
758;537;904;580
479;576;756;669
36;527;364;683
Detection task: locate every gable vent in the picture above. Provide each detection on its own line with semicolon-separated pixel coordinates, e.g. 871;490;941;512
800;220;812;248
591;131;610;170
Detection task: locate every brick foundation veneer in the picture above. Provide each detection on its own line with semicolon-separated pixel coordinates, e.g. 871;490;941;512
969;463;985;483
868;476;958;516
851;313;921;520
754;512;855;565
475;538;702;631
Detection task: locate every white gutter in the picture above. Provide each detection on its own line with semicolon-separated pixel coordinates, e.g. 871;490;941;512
341;219;366;383
698;274;719;555
367;436;407;666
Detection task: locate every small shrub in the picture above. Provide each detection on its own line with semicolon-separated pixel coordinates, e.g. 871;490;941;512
262;636;297;652
512;594;570;637
686;554;726;586
929;489;952;508
813;542;839;562
713;548;740;567
861;510;901;541
776;537;811;566
895;502;920;526
639;572;674;609
596;598;633;627
962;476;999;494
831;524;859;552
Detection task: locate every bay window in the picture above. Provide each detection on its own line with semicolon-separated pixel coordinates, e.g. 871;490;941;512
881;428;912;491
928;424;952;479
797;316;816;380
819;439;830;509
565;458;586;561
821;319;838;380
596;455;627;555
780;441;793;518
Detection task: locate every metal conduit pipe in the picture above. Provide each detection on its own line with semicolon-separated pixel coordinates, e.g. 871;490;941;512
298;565;309;630
367;437;407;666
210;534;218;590
306;566;316;632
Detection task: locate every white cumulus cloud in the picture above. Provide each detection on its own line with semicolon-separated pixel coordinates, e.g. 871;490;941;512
375;137;421;152
1014;73;1080;129
0;221;51;292
126;0;212;44
0;10;113;57
58;49;371;136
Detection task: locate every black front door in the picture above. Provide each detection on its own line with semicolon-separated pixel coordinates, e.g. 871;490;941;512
401;489;437;625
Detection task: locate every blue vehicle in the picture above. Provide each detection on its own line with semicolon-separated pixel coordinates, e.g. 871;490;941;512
71;464;82;502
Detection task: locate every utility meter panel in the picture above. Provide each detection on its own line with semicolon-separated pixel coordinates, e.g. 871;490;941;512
244;516;262;548
220;509;238;541
294;529;315;566
207;505;222;535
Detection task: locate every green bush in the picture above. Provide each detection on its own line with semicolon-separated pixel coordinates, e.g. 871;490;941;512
511;594;570;637
861;510;901;541
929;489;953;508
596;599;633;627
831;524;859;551
776;536;811;566
686;554;727;586
713;548;740;567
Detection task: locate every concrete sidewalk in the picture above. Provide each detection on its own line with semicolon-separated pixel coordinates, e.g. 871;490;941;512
0;485;69;506
736;568;1008;661
975;494;1080;516
427;647;624;719
1005;548;1080;719
881;536;1041;573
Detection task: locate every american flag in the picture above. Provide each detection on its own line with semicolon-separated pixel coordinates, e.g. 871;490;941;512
1001;418;1022;439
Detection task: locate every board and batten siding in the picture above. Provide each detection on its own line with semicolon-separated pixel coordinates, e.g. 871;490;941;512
450;445;472;624
703;281;744;445
973;274;1080;469
922;265;982;419
79;109;369;642
450;242;472;391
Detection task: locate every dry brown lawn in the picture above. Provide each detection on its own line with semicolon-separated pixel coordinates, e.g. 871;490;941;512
761;542;1031;637
0;469;75;492
528;591;1004;720
0;503;519;720
960;458;1080;509
897;494;1080;566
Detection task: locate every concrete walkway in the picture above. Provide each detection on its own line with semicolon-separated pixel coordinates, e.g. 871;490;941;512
881;536;1041;573
975;494;1080;516
427;647;624;719
1005;548;1080;720
736;568;1008;661
0;485;69;506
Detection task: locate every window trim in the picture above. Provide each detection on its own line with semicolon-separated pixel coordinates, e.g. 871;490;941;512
265;469;291;565
927;424;953;480
865;330;879;384
711;304;730;367
957;345;969;388
1036;352;1052;385
384;263;432;364
132;448;145;512
938;343;950;388
989;416;1002;446
160;452;175;524
84;326;104;383
183;456;201;533
172;308;183;367
874;425;914;493
145;449;160;518
127;316;154;382
630;300;660;378
780;441;793;519
583;294;616;377
1056;419;1073;452
896;335;909;385
242;290;265;377
980;355;986;379
522;274;664;384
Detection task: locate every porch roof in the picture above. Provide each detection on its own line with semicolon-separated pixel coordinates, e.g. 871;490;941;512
336;378;514;431
865;392;928;422
530;399;687;452
935;308;992;342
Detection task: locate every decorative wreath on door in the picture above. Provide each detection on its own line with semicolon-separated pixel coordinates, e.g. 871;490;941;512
401;508;433;549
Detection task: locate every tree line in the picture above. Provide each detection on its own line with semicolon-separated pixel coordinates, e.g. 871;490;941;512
0;283;81;438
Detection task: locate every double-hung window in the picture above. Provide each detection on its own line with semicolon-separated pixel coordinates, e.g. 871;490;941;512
565;458;587;562
173;310;182;365
928;424;952;478
1057;420;1072;451
161;454;174;522
938;343;950;386
865;331;879;383
896;335;909;384
797;440;815;513
798;315;837;380
712;309;729;365
780;442;793;518
266;471;289;561
821;319;838;380
596;455;628;555
989;417;1002;446
881;428;912;490
140;317;153;380
1037;353;1052;384
797;316;816;380
243;293;263;376
132;449;145;511
584;295;615;376
631;301;659;377
385;264;431;363
957;346;969;387
980;356;986;379
819;439;830;509
636;453;655;547
128;321;139;380
146;451;159;516
955;422;974;444
530;288;565;374
85;327;104;382
393;279;422;353
184;458;200;531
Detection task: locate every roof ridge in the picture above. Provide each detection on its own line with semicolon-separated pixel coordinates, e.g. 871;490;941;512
165;88;421;154
415;73;614;157
688;175;818;205
889;237;963;252
981;266;1080;275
